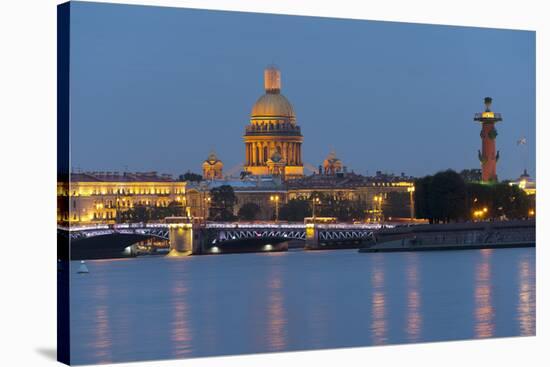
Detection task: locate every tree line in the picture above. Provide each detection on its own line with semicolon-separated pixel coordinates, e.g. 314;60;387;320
207;185;412;222
414;169;531;223
117;201;185;223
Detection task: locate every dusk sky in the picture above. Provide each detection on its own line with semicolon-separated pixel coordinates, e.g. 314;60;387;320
70;1;535;180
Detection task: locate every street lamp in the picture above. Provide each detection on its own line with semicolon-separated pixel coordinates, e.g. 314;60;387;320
373;195;383;222
312;196;321;222
407;186;415;221
270;195;280;223
473;208;487;221
203;196;211;222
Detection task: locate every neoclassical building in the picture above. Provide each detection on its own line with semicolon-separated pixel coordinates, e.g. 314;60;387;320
243;66;304;179
58;171;186;224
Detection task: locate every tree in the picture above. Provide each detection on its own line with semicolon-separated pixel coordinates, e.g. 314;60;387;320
460;169;482;183
414;174;433;220
414;170;467;223
279;194;366;222
238;202;261;221
467;182;529;220
316;194;364;222
208;185;237;221
149;200;185;220
429;170;467;223
384;191;410;218
279;198;311;222
126;204;150;223
179;171;203;182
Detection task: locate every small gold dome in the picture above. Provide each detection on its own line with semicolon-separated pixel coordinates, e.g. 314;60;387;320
251;93;295;120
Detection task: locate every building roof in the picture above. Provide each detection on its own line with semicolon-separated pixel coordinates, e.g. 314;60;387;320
71;171;176;183
251;93;296;121
187;176;285;192
288;172;414;190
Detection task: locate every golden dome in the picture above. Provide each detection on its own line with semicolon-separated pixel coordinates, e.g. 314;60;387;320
251;93;295;120
250;66;296;122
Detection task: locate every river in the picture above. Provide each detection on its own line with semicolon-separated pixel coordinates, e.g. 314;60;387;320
70;247;535;365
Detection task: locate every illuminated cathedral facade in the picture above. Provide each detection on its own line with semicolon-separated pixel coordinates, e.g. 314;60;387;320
243;66;304;179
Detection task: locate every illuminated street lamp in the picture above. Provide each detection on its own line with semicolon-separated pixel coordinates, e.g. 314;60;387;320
312;196;321;222
270;195;280;223
203;196;211;222
473;209;486;221
407;186;415;220
373;195;383;222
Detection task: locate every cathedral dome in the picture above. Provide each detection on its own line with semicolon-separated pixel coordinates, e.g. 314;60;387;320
251;93;295;120
250;65;296;122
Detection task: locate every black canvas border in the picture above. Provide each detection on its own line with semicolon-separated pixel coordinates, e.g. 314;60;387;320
57;2;71;365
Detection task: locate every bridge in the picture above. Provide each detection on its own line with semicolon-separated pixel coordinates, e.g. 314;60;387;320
58;221;380;259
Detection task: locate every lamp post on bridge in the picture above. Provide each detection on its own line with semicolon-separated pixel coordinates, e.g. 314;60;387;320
270;195;280;223
312;196;321;223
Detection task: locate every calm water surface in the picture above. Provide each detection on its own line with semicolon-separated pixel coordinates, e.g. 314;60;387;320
70;248;535;365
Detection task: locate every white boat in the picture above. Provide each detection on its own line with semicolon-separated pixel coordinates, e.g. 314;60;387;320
77;260;89;274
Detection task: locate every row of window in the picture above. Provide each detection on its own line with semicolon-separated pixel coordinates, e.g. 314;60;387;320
70;187;184;196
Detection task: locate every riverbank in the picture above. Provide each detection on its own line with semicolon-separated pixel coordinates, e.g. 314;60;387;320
359;219;535;253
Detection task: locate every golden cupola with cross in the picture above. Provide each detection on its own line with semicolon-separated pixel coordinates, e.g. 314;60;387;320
243;66;304;179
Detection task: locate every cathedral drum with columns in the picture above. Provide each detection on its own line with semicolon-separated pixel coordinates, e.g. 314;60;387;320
243;66;304;179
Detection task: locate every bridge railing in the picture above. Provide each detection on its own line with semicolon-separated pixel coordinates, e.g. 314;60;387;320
63;222;391;233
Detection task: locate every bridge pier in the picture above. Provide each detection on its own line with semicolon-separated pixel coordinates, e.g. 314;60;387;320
166;217;202;257
304;224;319;250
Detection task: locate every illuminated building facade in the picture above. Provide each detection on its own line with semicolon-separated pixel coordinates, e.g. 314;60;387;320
202;151;223;180
58;171;186;224
509;169;536;196
287;172;415;222
61;170;415;224
243;66;304;179
186;172;414;222
508;170;536;218
474;97;503;182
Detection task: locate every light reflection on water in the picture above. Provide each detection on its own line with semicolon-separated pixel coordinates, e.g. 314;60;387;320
70;248;535;365
518;256;535;335
370;258;387;345
267;274;287;351
405;253;421;342
171;281;192;358
91;273;112;364
475;249;494;338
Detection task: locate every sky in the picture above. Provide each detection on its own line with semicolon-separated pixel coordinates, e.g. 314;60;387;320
70;1;536;180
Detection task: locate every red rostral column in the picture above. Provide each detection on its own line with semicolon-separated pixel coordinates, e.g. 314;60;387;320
474;97;503;182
